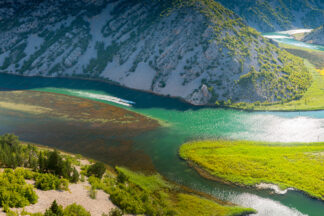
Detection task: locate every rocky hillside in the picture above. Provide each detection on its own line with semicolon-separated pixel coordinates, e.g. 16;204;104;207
217;0;324;32
303;24;324;45
0;0;311;105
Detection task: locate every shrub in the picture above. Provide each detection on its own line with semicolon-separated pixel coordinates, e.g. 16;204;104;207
35;173;68;191
70;168;79;183
89;187;97;199
63;203;91;216
109;208;123;216
0;169;38;208
116;171;128;184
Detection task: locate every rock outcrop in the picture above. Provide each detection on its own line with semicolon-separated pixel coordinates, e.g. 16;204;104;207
303;24;324;46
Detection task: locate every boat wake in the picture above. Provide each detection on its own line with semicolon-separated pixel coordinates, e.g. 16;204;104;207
67;90;135;107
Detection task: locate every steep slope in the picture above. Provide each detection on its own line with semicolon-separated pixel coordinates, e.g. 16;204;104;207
303;24;324;45
216;0;324;32
0;0;311;105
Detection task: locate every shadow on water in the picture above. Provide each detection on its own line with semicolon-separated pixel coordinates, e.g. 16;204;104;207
0;73;199;111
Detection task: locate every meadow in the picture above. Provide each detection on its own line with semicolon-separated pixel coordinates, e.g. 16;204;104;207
179;140;324;200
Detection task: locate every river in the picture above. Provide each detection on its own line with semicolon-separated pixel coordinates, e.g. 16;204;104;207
0;31;323;215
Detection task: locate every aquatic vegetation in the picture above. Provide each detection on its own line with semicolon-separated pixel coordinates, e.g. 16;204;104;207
180;140;324;200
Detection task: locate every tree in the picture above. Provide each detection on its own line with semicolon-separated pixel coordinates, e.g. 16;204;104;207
117;171;128;184
47;150;63;176
44;200;63;216
38;152;47;173
87;162;106;179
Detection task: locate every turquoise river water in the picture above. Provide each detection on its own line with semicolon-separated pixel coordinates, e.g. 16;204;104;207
0;31;324;215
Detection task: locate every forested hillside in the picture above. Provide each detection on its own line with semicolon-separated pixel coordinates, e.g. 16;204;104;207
217;0;324;32
0;0;312;105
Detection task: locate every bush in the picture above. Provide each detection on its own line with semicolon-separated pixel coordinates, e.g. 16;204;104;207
63;203;91;216
89;187;97;199
109;208;123;216
44;201;90;216
87;162;106;179
0;169;38;208
116;171;128;184
35;173;68;191
71;168;79;183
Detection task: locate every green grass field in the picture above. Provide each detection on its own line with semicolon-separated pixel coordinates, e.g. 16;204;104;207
90;166;255;216
117;167;256;215
173;193;255;216
179;140;324;200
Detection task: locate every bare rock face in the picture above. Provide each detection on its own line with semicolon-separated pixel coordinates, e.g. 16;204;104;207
303;25;324;46
0;0;311;105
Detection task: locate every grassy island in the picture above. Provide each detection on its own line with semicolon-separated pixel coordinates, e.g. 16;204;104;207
0;134;255;216
179;140;324;200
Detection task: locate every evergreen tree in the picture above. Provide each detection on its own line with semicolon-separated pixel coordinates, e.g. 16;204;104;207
44;200;64;216
87;162;106;179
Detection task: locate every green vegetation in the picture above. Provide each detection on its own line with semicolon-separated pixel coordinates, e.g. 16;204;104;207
116;167;171;192
107;208;123;216
216;0;324;32
232;60;323;110
86;162;106;179
35;173;69;191
0;134;79;183
282;44;324;69
180;140;324;200
0;134;80;209
0;0;315;106
173;193;254;216
88;167;254;216
0;134;255;215
0;169;37;208
43;200;90;216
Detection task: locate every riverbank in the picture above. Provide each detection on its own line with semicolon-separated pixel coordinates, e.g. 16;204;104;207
0;135;256;216
0;90;161;171
179;140;324;201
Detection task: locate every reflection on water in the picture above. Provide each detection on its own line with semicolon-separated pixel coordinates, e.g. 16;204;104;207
234;115;324;142
230;193;306;216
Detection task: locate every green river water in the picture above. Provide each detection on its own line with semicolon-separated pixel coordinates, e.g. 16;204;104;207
0;31;324;215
